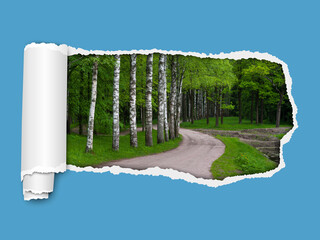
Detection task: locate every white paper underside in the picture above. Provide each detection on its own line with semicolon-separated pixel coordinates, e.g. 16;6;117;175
21;43;67;200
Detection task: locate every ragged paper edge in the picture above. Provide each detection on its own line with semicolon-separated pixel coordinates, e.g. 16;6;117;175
21;163;66;181
66;46;297;188
24;42;68;55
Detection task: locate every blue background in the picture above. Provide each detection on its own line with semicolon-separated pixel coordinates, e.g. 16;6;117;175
0;0;319;239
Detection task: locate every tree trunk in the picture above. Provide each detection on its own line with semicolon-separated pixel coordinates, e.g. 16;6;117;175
67;73;71;135
238;88;242;124
260;98;264;124
250;92;254;124
182;93;187;122
129;54;138;148
194;90;198;120
276;91;284;128
194;89;197;120
169;56;177;140
163;55;169;142
157;54;165;144
175;75;183;138
206;93;210;125
67;115;71;134
200;91;202;119
256;91;259;124
141;107;145;131
203;91;206;119
221;91;224;125
215;87;219;127
78;70;84;135
85;61;98;153
185;90;190;122
145;54;153;146
191;89;194;124
112;55;120;151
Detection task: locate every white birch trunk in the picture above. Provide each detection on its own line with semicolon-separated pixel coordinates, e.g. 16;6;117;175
157;54;165;144
85;61;98;153
112;55;120;151
163;55;169;142
175;76;183;138
130;54;138;148
145;54;153;147
169;56;177;140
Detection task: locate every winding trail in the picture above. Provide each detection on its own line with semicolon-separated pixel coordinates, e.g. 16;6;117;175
97;128;225;179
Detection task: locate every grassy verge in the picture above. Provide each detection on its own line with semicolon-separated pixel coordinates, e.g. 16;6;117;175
180;117;292;131
67;130;182;167
211;136;278;180
273;133;285;139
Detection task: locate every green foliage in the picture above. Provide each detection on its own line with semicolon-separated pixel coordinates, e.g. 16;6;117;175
68;54;292;137
234;153;266;174
211;136;278;180
273;133;285;139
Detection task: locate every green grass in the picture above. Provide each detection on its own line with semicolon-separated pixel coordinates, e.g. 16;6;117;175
211;136;278;180
180;117;292;131
273;133;285;139
67;130;182;167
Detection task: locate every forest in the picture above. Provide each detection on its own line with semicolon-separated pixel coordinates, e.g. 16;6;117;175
67;52;293;179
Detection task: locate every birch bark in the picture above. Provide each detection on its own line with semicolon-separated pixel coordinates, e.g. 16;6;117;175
163;55;169;142
169;56;177;140
130;54;138;147
112;55;120;151
175;75;183;138
85;61;98;153
145;54;153;146
157;54;165;144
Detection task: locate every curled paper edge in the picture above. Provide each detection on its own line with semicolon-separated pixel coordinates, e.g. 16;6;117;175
22;43;67;200
67;46;298;188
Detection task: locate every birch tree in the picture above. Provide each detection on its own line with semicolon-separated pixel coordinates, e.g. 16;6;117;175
85;61;98;153
145;54;153;147
169;56;177;140
175;61;185;138
112;55;120;151
130;54;138;147
157;54;165;144
163;55;169;142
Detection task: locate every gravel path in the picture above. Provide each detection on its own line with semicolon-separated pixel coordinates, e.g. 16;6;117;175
97;128;225;179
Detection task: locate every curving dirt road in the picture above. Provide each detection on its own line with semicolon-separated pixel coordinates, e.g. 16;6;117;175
97;128;225;179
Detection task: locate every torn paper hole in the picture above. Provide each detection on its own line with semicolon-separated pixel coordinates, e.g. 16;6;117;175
21;43;297;200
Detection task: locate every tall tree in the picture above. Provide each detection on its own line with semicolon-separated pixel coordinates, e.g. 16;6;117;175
129;54;138;148
169;56;177;139
157;54;165;144
112;55;120;151
175;56;185;137
163;55;169;142
264;63;286;128
215;86;219;127
78;70;84;135
85;61;98;153
145;54;153;146
255;91;259;124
